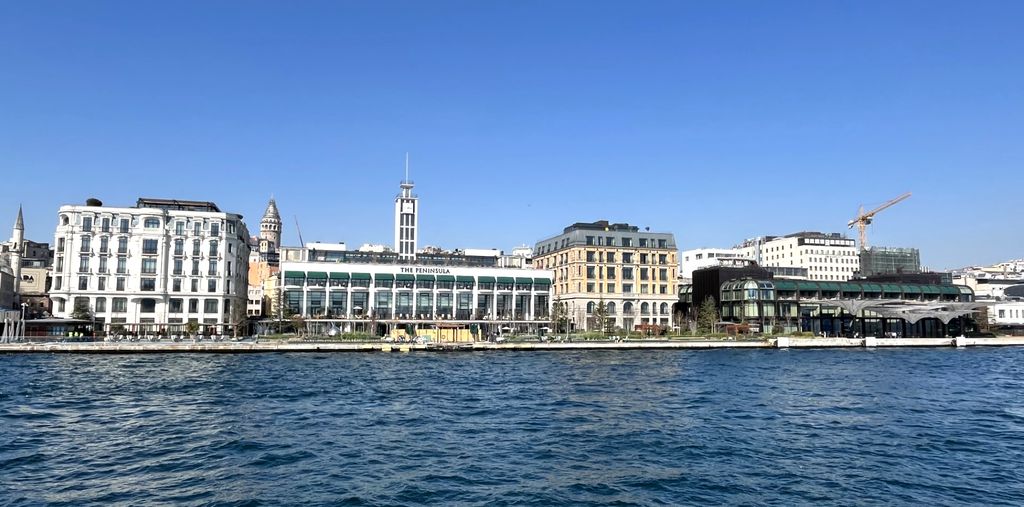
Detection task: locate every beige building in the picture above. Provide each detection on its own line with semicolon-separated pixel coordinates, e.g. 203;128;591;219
534;220;678;333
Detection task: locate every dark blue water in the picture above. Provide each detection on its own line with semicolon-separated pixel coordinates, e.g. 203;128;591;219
2;349;1024;506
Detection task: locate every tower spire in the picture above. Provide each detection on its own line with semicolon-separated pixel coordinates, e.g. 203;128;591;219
14;204;23;231
405;152;409;184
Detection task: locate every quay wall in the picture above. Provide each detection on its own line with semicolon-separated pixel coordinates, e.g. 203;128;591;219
3;337;1024;354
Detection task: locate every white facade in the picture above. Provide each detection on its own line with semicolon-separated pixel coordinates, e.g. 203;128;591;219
394;179;418;261
680;248;752;279
49;200;250;332
991;301;1024;327
735;233;859;282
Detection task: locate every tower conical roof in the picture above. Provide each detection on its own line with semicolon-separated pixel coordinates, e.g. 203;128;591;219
14;205;23;230
262;198;280;223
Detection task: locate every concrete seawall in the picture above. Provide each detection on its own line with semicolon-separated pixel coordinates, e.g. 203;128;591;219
2;336;1024;353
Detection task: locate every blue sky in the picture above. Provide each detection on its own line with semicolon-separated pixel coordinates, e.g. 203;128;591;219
2;1;1021;269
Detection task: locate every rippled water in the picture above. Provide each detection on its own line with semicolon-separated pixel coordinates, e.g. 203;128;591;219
2;348;1024;505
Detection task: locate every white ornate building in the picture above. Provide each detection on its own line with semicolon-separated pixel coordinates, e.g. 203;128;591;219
49;198;250;334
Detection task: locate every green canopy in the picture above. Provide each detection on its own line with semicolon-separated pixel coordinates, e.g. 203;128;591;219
395;273;414;282
497;276;515;284
796;281;820;291
515;277;533;284
861;283;882;292
841;283;862;293
533;277;551;285
416;274;435;281
901;284;922;293
882;284;902;293
456;275;475;283
437;275;456;282
284;271;305;278
920;285;941;294
820;282;842;291
329;272;349;280
939;285;960;295
773;280;797;291
351;273;371;280
477;276;496;283
306;271;328;279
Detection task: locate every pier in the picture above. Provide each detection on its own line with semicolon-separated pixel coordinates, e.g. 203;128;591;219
2;336;1024;353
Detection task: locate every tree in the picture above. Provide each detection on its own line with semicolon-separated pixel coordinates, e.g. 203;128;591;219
230;298;249;338
592;296;609;334
290;314;306;337
70;305;92;322
185;321;200;337
696;296;719;335
551;296;568;336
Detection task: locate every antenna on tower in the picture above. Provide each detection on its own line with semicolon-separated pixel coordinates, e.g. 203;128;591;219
404;152;409;183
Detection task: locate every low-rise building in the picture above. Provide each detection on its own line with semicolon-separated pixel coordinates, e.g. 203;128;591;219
735;232;859;282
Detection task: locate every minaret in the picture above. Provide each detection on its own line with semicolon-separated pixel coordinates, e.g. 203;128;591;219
394;153;418;261
11;205;24;299
259;197;282;259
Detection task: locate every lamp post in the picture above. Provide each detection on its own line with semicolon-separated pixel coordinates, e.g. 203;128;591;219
20;302;28;342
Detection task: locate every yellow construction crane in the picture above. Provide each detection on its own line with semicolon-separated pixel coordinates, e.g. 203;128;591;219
847;192;911;250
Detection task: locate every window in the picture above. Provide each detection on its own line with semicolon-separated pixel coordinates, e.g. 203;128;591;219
209;240;218;257
623;252;633;263
112;297;127;312
95;297;106;313
211;222;220;236
173;259;183;275
606;267;616;279
640;253;648;264
586;266;596;279
639;238;648;247
99;236;109;253
623;267;634;280
192;260;200;276
659;268;668;280
140;298;156;313
208;279;217;292
622;237;632;247
658;239;667;248
607;283;615;293
119;219;130;233
116;277;125;291
175;222;185;235
607;252;616;263
208;260;218;276
172;279;182;292
82;216;93;232
226;261;232;276
98;277;106;291
191;279;199;292
142;239;158;254
193;222;201;236
174;239;184;255
228;243;233;254
54;277;62;290
586;251;596;262
144;218;160;228
78;276;88;290
640;268;649;280
142;258;157;274
117;237;128;254
204;299;218;313
170;299;183;313
623;283;633;294
660;285;668;294
79;256;90;272
659;254;667;264
57;238;65;253
188;299;198;313
141;278;156;291
101;217;110;232
193;240;201;256
586;236;595;246
606;236;614;247
80;236;91;252
116;257;127;274
587;283;595;293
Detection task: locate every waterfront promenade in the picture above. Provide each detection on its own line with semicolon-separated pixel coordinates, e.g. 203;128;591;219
2;336;1024;353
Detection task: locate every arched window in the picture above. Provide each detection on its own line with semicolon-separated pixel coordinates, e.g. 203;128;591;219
623;302;633;314
61;215;69;226
641;302;650;315
140;298;156;313
606;302;616;315
660;302;669;315
586;301;595;314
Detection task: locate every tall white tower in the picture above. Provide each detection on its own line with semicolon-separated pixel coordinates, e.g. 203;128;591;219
10;205;24;299
394;154;418;261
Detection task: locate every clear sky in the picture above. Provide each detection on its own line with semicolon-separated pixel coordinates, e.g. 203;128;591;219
2;1;1021;269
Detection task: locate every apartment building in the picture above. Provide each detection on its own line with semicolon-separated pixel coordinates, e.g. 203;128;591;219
735;232;859;282
534;220;678;332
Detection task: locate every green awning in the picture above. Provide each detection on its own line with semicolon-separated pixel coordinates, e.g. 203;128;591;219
882;284;902;293
329;272;349;280
306;271;328;279
861;283;882;292
920;285;941;294
477;276;496;283
351;273;371;280
533;277;551;285
376;273;396;281
456;275;475;283
841;283;862;293
796;281;820;291
901;285;921;293
515;277;533;284
940;285;961;295
416;274;435;281
437;275;456;282
497;276;515;284
284;271;305;278
773;280;797;291
820;283;842;291
395;273;414;281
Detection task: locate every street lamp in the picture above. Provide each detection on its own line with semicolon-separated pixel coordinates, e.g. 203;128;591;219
20;302;28;342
